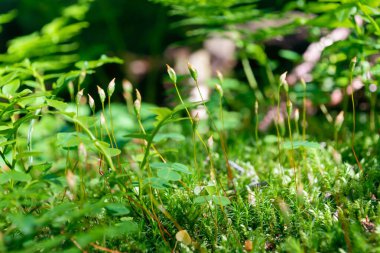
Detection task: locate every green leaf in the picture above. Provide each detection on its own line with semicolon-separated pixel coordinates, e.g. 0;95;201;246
75;55;123;69
246;44;267;65
150;162;191;174
144;177;169;189
17;92;46;107
306;2;340;13
194;195;212;204
0;124;13;131
211;196;231;206
105;147;121;157
16;151;43;159
173;101;204;113
205;185;217;195
105;203;130;216
74;221;137;248
0;139;16;147
0;10;17;25
194;195;230;206
279;50;301;61
54;70;84;90
171;163;191;174
0;171;32;184
30;163;52;172
57;132;81;148
0;72;18;87
9;214;36;235
150;162;168;170
150;107;172;123
15;88;33;98
46;98;68;111
2;79;20;97
157;168;181;181
20;235;65;253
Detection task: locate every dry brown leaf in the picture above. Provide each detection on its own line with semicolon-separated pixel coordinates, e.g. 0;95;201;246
244;240;253;252
176;230;192;245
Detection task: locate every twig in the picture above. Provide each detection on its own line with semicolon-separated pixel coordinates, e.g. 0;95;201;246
90;243;124;253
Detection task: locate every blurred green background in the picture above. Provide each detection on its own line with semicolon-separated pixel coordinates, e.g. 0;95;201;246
0;0;188;103
1;0;379;122
0;0;304;103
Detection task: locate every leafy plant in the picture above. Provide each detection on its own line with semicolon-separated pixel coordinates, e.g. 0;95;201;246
0;1;379;252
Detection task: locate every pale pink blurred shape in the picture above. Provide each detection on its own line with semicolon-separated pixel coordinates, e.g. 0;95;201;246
188;50;211;119
369;84;377;93
288;28;350;85
168;47;190;74
354;15;364;26
330;89;343;106
129;59;150;76
66;170;76;190
347;78;364;95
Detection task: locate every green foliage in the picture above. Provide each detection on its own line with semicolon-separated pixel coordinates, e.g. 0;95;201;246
0;0;379;252
155;0;380;108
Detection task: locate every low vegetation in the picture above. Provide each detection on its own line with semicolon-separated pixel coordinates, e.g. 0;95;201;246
0;1;379;252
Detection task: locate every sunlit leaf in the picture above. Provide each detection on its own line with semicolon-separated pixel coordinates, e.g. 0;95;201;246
105;147;121;157
75;55;123;69
157;168;181;181
0;171;32;184
2;79;20;97
105;203;130;216
211;196;231;206
144;177;170;189
46;98;68;111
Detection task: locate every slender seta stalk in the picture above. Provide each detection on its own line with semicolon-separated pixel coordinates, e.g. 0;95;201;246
370;86;377;131
300;78;307;140
69;116;116;172
167;64;215;179
275;72;288;159
187;63;234;187
282;72;298;189
107;78;118;149
134;89;166;163
286;96;297;189
97;85;114;148
255;100;259;141
348;57;363;172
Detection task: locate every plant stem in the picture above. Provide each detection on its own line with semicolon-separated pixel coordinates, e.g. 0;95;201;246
108;96;118;148
255;101;259;141
101;103;114;148
286;99;297;190
192;79;233;187
275;87;283;159
70;116;116;172
349;58;363;172
370;91;376;132
173;81;217;180
301;79;307;140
